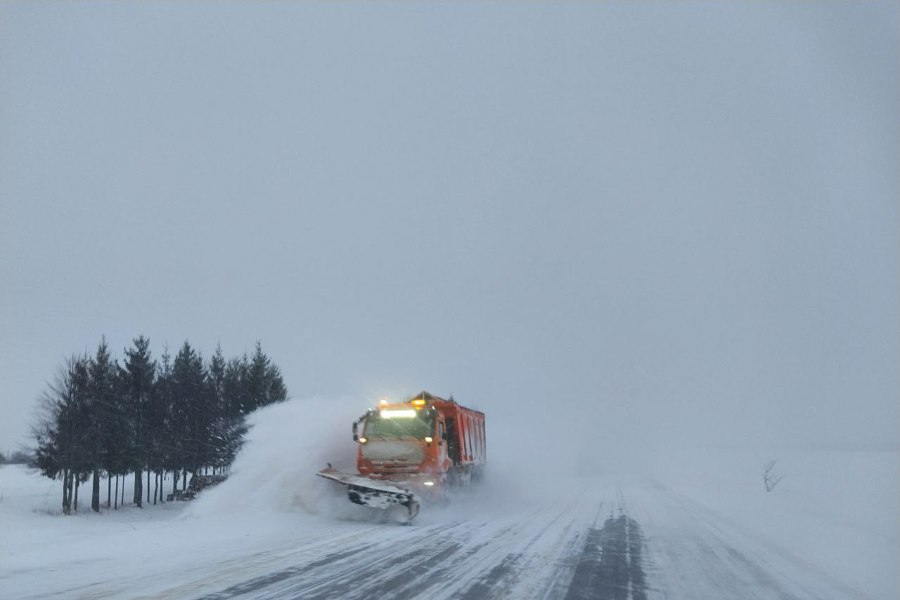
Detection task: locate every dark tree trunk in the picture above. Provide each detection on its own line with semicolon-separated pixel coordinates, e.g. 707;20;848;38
114;475;119;509
153;472;158;505
182;470;187;490
121;475;125;506
62;467;70;515
134;469;143;508
68;472;75;513
107;475;112;508
91;469;100;512
73;474;79;512
146;470;151;504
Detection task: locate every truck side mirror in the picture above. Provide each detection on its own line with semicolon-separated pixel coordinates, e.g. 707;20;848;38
352;422;358;441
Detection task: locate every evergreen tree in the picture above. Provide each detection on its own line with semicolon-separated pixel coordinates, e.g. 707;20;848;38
104;368;131;507
33;355;91;515
170;341;209;477
122;335;156;508
247;342;288;410
207;345;245;470
88;338;118;513
208;344;227;412
265;361;288;406
153;346;178;498
224;355;250;416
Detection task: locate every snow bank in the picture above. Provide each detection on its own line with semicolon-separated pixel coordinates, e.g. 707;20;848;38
642;447;900;600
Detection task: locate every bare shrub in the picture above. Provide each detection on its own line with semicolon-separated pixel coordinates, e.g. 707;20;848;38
763;460;783;492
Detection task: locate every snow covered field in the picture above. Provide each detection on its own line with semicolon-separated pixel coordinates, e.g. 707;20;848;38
2;398;897;599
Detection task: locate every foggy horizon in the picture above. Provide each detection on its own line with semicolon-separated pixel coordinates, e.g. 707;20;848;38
2;1;897;456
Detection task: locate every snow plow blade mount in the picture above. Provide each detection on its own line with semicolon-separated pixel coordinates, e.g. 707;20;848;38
317;469;420;523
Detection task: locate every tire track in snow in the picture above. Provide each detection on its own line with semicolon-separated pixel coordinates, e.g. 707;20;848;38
336;501;571;600
451;496;591;600
562;512;647;600
198;495;592;600
193;520;470;600
136;528;376;600
187;480;866;600
195;543;377;600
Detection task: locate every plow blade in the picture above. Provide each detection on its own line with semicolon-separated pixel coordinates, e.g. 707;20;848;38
317;469;420;523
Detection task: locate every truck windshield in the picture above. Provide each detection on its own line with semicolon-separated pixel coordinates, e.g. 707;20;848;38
364;410;434;439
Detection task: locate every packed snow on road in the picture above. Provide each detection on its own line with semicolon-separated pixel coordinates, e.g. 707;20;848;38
1;397;897;599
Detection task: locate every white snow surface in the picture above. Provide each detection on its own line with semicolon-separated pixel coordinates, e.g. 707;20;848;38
2;397;897;599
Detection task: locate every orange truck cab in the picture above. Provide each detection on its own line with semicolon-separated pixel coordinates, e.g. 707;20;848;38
352;391;486;493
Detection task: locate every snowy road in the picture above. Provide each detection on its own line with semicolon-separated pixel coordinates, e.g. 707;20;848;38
4;432;896;600
190;491;616;600
114;479;874;600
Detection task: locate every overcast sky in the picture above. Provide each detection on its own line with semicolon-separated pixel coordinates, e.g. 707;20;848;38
1;1;897;455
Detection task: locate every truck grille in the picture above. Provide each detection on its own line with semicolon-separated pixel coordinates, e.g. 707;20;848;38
371;462;420;473
361;440;424;464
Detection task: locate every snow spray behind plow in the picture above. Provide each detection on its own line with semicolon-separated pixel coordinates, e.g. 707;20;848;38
187;397;364;518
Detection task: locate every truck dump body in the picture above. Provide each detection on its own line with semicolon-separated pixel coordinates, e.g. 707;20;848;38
439;398;487;469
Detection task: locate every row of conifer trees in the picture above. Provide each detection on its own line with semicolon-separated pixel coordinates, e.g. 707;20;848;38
32;336;287;514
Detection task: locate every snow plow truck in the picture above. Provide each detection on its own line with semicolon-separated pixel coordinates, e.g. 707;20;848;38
317;391;486;523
